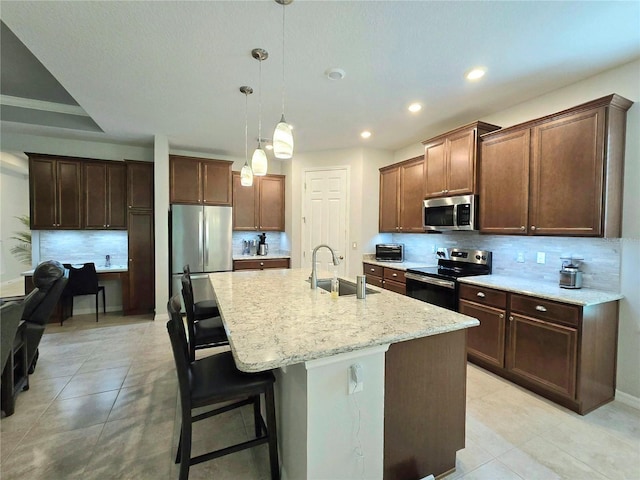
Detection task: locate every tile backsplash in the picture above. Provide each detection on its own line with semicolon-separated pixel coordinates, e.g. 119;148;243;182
38;230;128;267
231;231;286;256
392;232;621;292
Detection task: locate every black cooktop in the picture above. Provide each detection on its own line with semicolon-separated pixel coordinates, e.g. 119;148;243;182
407;248;492;280
407;264;490;280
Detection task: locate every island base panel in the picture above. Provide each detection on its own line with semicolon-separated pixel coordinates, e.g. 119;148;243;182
384;329;467;480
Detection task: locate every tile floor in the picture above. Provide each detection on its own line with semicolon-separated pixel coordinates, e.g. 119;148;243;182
1;313;639;480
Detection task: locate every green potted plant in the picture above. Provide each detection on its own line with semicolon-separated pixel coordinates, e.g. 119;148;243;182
10;215;31;265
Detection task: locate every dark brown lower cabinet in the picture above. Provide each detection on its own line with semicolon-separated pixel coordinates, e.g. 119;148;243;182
460;283;619;414
125;210;154;314
232;258;290;271
384;329;466;480
362;263;406;295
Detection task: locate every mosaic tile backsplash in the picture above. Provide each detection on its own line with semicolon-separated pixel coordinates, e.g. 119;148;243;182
39;230;128;267
391;232;621;292
231;231;287;256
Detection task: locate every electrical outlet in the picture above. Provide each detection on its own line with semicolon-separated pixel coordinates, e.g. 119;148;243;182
537;252;546;264
352;242;357;249
516;252;525;263
348;364;364;394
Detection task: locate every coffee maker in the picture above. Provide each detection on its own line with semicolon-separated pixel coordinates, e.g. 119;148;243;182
257;233;268;256
559;256;583;289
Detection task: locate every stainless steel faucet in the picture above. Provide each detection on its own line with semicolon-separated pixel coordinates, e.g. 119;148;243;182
310;244;341;289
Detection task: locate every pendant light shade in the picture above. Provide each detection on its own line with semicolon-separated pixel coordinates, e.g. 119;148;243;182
273;114;293;159
273;0;294;159
251;146;268;176
252;48;268;176
240;86;253;187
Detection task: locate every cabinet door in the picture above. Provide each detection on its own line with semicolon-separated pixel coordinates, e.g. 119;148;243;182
56;160;82;229
106;163;127;228
459;300;506;368
507;314;577;399
447;129;476;196
170;156;201;204
83;162;108;228
424;139;447;198
126;210;155;314
399;157;425;232
29;157;57;229
232;172;258;230
258;175;285;231
202;160;232;206
479;129;530;234
530;107;605;236
126;161;153;211
379;167;400;232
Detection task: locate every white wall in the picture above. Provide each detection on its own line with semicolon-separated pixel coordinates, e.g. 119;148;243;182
0;152;30;282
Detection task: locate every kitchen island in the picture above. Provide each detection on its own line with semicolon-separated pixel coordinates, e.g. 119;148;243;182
209;268;479;480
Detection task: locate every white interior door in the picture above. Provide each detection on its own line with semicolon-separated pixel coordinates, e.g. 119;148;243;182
302;168;348;277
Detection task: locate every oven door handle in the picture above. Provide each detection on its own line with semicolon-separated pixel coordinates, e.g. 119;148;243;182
405;273;455;289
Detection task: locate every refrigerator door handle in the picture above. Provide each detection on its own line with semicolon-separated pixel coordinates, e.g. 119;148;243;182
204;211;210;270
198;210;204;270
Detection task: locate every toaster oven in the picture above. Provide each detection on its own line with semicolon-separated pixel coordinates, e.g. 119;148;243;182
375;244;404;262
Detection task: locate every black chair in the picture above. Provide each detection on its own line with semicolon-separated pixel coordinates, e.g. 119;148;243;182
180;273;228;363
1;300;28;416
183;265;219;320
166;296;280;480
22;260;68;372
62;263;105;322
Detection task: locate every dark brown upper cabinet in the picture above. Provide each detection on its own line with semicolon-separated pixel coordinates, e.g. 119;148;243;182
379;156;426;233
422;121;501;199
480;94;632;237
232;172;285;231
83;161;127;229
126;160;154;211
28;153;83;230
170;155;232;205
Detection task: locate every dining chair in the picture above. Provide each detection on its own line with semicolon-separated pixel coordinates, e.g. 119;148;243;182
166;296;280;480
180;273;228;362
62;263;105;322
183;265;220;320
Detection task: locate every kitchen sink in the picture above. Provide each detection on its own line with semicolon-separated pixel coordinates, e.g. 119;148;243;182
308;278;378;296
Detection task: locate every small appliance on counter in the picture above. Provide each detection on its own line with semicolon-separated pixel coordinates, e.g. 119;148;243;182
375;243;404;262
257;233;269;256
559;256;583;289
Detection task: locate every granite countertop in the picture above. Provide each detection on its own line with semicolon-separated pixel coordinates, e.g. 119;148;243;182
233;253;291;260
362;258;436;271
21;265;128;276
209;268;478;372
458;275;622;306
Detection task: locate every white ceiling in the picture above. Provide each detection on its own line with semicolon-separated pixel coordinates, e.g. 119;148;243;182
1;1;639;159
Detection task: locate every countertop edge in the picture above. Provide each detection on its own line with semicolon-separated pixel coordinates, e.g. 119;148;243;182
458;275;623;306
233;254;291;261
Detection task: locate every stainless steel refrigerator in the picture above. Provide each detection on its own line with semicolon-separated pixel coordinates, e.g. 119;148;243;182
171;205;233;307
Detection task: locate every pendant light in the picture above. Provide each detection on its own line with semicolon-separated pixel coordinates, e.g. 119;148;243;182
240;86;254;187
273;0;294;159
251;48;268;176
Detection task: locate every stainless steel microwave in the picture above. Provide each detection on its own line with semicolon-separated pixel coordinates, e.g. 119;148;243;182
423;194;477;231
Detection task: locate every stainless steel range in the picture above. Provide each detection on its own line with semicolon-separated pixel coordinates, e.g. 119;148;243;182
405;248;492;311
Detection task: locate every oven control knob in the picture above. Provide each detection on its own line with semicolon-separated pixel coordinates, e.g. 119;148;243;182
482;255;486;260
475;255;481;260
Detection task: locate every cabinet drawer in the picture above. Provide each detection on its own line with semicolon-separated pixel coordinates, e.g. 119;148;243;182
459;284;507;309
368;275;384;288
384;268;406;284
233;258;290;271
384;279;406;295
510;294;580;327
363;263;383;277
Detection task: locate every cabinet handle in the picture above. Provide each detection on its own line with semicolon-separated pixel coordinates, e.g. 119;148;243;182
129;205;132;209
531;225;536;230
260;262;264;266
499;314;504;319
476;292;486;298
520;226;525;231
399;227;403;230
370;268;375;272
509;316;513;321
535;305;547;312
392;273;397;277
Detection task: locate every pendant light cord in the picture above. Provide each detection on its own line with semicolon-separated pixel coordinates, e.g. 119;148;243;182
258;57;263;147
281;3;286;116
245;92;249;163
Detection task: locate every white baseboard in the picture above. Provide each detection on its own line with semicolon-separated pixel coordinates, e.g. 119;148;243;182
615;390;640;410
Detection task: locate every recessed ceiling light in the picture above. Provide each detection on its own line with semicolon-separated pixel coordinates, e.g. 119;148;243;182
360;130;372;139
466;68;486;81
326;68;346;81
408;103;422;113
